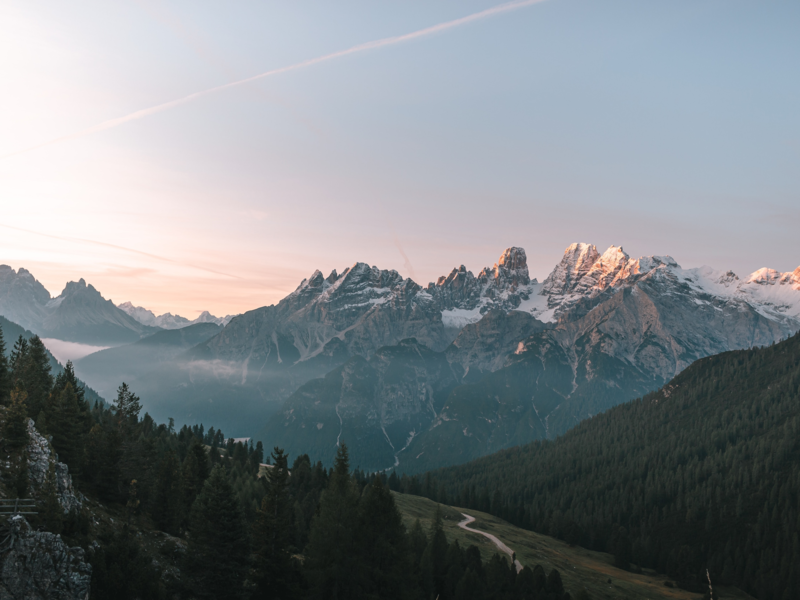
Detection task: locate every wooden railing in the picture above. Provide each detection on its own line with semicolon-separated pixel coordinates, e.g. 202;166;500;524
0;499;37;516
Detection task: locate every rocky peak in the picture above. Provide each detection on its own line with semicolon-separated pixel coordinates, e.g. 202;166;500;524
490;246;531;287
542;243;601;296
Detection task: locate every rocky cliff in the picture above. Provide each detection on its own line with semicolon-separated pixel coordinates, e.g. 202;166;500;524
0;409;91;600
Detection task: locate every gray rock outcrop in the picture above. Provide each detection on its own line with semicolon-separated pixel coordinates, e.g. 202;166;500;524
25;419;82;515
0;515;91;600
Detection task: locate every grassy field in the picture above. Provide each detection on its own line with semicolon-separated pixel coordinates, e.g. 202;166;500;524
393;492;754;600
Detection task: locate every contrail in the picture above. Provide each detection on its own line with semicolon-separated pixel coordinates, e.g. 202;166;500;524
1;0;547;160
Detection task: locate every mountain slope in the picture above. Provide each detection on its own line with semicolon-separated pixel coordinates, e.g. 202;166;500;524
419;331;800;599
74;322;222;401
0;266;159;345
0;315;104;405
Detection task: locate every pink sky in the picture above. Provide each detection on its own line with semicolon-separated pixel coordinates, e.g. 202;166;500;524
2;1;798;318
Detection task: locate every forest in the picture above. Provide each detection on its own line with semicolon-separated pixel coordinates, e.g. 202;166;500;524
399;332;800;600
0;328;582;600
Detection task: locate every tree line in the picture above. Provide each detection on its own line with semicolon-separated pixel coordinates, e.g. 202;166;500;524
399;332;800;600
0;327;584;599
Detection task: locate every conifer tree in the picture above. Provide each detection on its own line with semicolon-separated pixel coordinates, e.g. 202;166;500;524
152;451;183;534
181;439;211;515
355;476;410;600
9;335;28;383
305;443;362;600
113;382;142;428
47;383;84;476
0;327;9;404
421;504;449;598
185;466;250;600
3;390;30;496
11;335;53;419
253;447;298;599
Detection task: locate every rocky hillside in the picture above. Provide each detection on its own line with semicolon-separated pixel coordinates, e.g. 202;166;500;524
0;410;91;600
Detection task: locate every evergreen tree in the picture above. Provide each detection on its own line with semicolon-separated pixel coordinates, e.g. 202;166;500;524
47;383;85;476
305;443;362;600
185;466;250;600
3;390;30;496
253;447;298;599
0;327;9;404
181;439;211;515
355;476;410;600
9;335;28;383
113;382;142;428
421;504;449;598
11;335;53;419
151;451;184;534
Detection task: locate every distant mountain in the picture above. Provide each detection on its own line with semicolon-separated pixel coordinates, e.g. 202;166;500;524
74;322;222;401
117;302;235;329
62;245;800;466
0;315;104;405
260;245;800;472
0;266;159;345
0;265;51;332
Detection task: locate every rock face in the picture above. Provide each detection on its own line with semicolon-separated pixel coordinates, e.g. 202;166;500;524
0;515;92;600
0;267;51;334
262;339;460;472
63;244;800;472
25;419;82;514
0;268;158;345
256;244;800;473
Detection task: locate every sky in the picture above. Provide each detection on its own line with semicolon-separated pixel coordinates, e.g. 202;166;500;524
1;0;798;319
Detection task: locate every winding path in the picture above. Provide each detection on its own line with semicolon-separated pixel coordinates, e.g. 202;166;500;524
458;513;523;573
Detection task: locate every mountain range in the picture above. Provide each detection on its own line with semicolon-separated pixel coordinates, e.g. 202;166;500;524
0;265;232;345
62;244;800;472
3;245;798;474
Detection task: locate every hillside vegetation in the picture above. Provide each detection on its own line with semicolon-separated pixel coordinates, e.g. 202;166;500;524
411;333;800;600
393;493;754;600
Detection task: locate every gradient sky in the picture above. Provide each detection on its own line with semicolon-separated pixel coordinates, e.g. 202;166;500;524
1;0;798;319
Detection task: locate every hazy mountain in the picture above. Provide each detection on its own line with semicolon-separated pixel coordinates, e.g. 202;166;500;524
63;244;800;459
0;315;104;405
74;322;223;401
260;245;800;472
0;265;51;332
0;266;159;345
117;302;235;329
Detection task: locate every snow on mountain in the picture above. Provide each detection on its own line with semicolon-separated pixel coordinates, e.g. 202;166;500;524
117;302;235;330
501;243;800;331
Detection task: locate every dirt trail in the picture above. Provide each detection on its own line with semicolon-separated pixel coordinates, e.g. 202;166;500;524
458;513;523;573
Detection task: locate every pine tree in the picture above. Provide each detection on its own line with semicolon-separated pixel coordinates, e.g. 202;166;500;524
421;504;449;598
3;390;30;497
0;327;10;404
47;383;84;476
113;382;142;428
11;335;53;419
185;466;250;600
9;335;28;383
253;447;298;599
305;443;362;600
355;476;410;600
152;451;183;534
181;439;211;515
